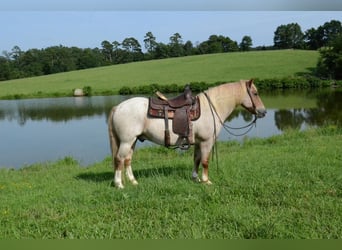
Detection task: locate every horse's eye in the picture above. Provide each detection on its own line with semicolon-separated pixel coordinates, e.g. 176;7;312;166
254;92;258;96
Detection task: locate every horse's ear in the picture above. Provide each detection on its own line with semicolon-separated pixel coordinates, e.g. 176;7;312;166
247;79;254;88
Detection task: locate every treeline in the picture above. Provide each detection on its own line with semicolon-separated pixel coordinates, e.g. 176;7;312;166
0;19;341;81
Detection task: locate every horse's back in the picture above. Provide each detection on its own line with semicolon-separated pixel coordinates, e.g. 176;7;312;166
115;97;148;113
114;96;148;121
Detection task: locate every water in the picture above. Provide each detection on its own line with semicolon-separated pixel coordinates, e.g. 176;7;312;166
1;89;341;168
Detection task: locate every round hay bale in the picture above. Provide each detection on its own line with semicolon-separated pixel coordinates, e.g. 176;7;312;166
73;88;84;97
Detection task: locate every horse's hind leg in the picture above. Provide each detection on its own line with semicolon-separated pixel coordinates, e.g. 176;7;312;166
192;143;201;182
124;143;138;185
114;155;125;189
114;141;138;188
114;142;132;188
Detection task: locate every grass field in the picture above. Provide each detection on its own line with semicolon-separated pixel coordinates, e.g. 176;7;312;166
0;50;319;99
0;127;341;239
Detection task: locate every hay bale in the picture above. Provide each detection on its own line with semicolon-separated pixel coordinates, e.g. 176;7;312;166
73;88;84;96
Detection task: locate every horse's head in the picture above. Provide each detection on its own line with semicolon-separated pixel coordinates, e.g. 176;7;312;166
241;79;266;118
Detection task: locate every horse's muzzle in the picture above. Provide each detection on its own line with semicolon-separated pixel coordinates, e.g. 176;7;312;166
256;109;267;118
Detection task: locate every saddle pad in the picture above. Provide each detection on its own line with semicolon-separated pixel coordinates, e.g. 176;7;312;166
173;108;189;137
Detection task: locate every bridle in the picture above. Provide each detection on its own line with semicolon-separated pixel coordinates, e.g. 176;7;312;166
246;82;257;110
203;81;259;172
203;81;258;137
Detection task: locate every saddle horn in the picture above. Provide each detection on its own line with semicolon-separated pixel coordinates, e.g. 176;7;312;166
156;91;168;101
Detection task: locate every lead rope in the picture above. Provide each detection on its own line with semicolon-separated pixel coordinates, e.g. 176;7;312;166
203;92;229;186
223;116;257;137
204;92;258;137
204;92;219;172
203;92;258;172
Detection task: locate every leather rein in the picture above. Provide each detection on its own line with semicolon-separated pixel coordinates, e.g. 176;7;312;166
203;82;259;172
203;82;258;137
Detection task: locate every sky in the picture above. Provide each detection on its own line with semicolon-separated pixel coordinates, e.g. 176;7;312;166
0;1;341;53
1;0;342;11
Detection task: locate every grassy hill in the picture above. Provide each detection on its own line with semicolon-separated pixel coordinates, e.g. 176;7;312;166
0;50;319;99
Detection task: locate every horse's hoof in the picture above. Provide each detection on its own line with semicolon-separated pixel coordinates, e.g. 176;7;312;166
202;180;213;185
192;176;201;183
131;180;138;185
115;183;124;189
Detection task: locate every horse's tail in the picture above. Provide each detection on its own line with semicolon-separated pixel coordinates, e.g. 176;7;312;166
108;106;119;166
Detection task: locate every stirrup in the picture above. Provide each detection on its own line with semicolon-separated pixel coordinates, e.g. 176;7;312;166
177;137;191;150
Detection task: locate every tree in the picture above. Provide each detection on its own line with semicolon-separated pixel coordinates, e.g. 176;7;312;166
20;49;44;76
221;36;239;52
121;37;143;62
121;37;142;53
321;20;342;45
274;23;304;49
110;41;124;64
101;40;114;63
316;35;342;79
198;35;239;54
305;20;342;50
42;46;76;74
144;32;157;58
154;42;169;59
183;40;194;56
11;46;23;61
206;35;223;53
76;48;102;69
169;33;184;57
239;36;253;51
304;28;321;50
0;56;12;80
197;40;209;54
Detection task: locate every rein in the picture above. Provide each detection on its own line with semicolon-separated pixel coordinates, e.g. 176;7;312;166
203;92;258;137
203;90;258;173
222;116;257;137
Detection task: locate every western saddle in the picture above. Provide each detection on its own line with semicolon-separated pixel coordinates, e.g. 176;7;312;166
148;85;201;149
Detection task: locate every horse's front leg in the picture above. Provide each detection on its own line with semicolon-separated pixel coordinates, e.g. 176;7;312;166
201;156;212;184
193;141;213;184
200;141;213;184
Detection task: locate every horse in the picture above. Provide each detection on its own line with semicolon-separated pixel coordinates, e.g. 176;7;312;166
108;79;266;188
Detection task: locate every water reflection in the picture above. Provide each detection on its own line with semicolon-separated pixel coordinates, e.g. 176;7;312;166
0;96;127;125
228;91;342;130
273;91;342;129
0;89;341;168
1;90;341;128
305;91;342;126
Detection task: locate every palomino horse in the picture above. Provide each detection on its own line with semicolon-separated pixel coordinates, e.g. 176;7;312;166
108;80;266;188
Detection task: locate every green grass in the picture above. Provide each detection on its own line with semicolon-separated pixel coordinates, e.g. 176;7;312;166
0;127;341;239
0;50;319;99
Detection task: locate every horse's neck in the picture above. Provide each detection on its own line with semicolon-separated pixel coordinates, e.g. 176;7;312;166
205;82;243;120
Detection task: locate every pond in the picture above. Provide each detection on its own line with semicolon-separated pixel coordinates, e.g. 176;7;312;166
0;88;341;169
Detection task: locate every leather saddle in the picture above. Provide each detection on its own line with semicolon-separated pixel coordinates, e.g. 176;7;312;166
148;85;201;149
